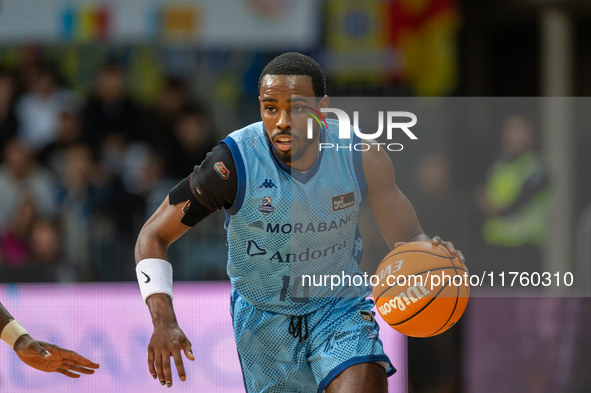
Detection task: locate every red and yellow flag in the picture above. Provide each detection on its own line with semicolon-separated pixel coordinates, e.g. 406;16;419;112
325;0;459;96
389;0;460;96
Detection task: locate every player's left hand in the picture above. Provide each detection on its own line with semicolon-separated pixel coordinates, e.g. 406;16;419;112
13;334;100;378
428;236;466;265
395;236;466;266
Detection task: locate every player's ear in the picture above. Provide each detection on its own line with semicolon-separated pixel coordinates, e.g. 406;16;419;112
318;95;329;110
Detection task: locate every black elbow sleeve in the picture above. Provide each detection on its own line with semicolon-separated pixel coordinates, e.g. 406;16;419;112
167;143;238;226
168;175;216;227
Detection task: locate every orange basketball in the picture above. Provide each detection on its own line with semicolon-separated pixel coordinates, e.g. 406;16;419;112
372;241;470;337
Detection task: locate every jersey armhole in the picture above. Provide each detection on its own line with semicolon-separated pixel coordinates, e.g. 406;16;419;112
352;133;368;201
221;137;246;215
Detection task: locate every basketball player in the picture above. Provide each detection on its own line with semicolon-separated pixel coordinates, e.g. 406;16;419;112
135;53;465;391
0;302;99;377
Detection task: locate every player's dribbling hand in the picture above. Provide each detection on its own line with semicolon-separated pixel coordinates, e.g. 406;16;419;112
395;236;466;266
13;334;100;378
148;321;194;388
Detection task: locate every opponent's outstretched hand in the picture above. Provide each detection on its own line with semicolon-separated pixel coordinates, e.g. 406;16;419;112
148;321;194;387
14;334;100;378
395;236;466;266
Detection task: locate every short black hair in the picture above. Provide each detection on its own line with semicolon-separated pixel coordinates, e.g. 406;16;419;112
258;52;326;97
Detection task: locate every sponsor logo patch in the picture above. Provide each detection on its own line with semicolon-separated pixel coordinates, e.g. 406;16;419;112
359;310;374;323
258;196;275;216
214;162;230;180
331;191;355;212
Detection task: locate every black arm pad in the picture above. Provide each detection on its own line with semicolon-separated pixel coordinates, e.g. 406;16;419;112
168;143;238;227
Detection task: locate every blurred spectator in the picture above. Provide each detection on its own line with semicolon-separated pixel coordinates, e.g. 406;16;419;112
145;77;188;150
82;61;142;176
165;106;217;179
56;143;116;280
0;70;19;153
408;154;475;393
56;143;143;281
414;154;476;252
14;64;81;152
27;218;74;282
136;151;177;211
0;138;58;229
38;110;85;179
0;199;36;269
475;115;549;273
29;219;60;265
0;212;72;282
15;45;43;90
139;152;167;198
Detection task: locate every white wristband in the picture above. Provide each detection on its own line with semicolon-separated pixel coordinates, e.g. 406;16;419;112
1;319;28;349
136;258;174;304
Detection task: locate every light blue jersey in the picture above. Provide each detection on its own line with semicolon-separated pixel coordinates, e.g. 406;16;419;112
222;119;395;392
222;119;370;316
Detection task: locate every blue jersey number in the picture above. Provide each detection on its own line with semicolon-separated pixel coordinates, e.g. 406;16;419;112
279;275;309;303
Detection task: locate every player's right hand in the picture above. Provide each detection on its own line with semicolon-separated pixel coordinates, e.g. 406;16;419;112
148;321;194;387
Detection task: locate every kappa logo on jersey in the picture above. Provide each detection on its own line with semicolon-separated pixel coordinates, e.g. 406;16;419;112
359;310;374;323
258;196;275;216
331;191;355;212
246;240;267;256
214;162;230;180
259;179;277;188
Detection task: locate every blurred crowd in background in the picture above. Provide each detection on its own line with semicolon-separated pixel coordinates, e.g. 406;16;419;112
0;54;227;282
